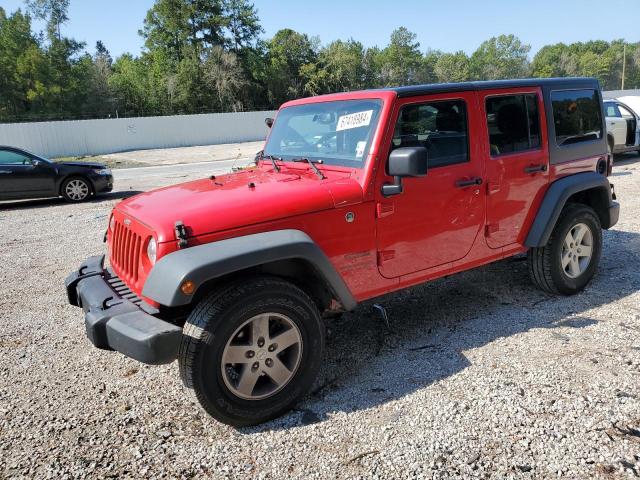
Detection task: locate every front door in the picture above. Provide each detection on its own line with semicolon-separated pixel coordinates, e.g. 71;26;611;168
375;92;485;279
481;88;549;248
0;148;55;198
605;103;627;147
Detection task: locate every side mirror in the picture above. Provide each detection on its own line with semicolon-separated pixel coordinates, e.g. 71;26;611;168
382;147;428;196
265;117;274;128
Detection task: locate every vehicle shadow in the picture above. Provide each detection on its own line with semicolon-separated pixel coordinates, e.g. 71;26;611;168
613;151;640;167
243;228;640;433
0;190;143;211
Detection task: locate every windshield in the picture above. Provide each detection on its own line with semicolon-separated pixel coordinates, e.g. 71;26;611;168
264;99;383;168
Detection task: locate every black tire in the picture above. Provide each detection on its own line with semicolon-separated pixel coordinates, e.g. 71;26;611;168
179;276;325;427
527;203;602;295
61;176;92;202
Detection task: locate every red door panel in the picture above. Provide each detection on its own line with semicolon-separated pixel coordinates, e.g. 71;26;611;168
481;88;550;248
375;91;485;279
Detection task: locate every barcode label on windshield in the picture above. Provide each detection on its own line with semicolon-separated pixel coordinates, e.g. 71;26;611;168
336;110;373;131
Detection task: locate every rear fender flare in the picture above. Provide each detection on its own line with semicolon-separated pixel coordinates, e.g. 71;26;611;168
525;171;616;248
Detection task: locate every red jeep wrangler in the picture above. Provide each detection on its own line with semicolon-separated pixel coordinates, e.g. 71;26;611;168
66;78;619;426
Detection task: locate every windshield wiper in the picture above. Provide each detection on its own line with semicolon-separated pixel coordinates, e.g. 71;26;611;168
292;157;325;179
261;154;282;173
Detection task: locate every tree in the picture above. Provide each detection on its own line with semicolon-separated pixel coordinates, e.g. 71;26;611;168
470;34;530;80
0;8;40;118
224;0;262;53
376;27;425;86
202;45;246;110
434;51;470;83
302;39;369;95
25;0;69;41
264;29;317;105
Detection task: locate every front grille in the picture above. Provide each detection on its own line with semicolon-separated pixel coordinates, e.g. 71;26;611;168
110;219;143;284
106;269;142;305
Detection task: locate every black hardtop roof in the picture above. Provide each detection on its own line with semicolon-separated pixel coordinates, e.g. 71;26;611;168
389;77;600;98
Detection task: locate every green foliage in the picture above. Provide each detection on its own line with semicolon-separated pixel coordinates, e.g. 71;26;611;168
1;0;639;123
434;51;470;83
376;27;425;86
470;34;530;80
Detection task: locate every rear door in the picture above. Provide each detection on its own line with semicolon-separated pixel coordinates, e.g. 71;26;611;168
375;91;485;278
604;102;627;147
481;88;550;248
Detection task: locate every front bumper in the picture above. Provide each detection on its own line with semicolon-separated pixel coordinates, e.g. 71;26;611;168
90;174;114;194
65;255;181;365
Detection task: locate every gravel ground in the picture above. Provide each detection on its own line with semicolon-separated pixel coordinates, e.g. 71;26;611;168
1;154;640;479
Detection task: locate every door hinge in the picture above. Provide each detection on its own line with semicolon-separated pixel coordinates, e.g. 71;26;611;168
485;224;499;236
376;202;394;218
377;250;395;265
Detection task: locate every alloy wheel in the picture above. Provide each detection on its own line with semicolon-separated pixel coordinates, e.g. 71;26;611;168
561;222;593;278
65;179;89;201
221;313;303;400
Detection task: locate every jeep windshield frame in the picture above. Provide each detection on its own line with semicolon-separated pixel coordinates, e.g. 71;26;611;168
263;99;383;168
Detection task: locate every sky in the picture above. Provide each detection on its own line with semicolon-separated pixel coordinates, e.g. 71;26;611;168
1;0;638;58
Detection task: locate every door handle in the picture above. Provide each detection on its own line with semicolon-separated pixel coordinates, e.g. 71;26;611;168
0;170;12;174
524;164;548;174
455;177;482;188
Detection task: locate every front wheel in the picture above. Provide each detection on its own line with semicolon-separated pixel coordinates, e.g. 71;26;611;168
62;177;91;202
528;203;602;295
178;276;325;427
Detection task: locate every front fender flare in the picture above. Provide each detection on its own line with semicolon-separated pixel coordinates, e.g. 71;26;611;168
142;229;357;310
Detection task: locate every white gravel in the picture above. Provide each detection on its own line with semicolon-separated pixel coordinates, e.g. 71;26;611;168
1;154;640;478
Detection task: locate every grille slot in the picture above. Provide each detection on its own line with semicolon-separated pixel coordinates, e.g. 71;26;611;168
110;219;143;284
106;270;142;305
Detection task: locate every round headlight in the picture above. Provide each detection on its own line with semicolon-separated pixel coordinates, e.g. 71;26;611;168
109;215;115;231
147;237;157;265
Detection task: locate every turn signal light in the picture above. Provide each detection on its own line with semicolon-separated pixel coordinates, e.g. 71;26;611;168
180;280;196;295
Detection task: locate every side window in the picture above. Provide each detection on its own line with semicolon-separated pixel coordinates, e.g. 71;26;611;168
551;89;603;146
0;150;31;165
618;104;634;117
391;99;468;168
605;103;621;117
486;94;541;156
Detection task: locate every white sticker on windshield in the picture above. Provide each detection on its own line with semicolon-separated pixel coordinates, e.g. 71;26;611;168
355;141;367;158
336;110;373;131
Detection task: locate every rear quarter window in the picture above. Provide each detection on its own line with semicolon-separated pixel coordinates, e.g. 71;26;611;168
551;89;603;146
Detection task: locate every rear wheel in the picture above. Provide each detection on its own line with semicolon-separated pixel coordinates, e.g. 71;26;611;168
179;276;325;427
62;177;91;202
528;203;602;295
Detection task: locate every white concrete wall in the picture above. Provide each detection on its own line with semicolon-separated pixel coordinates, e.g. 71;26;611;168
0;110;277;158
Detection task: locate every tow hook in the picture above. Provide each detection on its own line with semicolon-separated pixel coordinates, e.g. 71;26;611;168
174;221;189;249
610;183;616;201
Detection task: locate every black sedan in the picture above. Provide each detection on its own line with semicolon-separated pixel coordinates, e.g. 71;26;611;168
0;146;113;202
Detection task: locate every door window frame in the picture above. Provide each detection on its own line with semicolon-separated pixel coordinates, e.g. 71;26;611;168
484;91;543;159
0;148;36;166
479;87;548;161
387;96;471;170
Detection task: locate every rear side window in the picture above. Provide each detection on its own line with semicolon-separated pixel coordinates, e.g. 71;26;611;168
392;99;469;168
551;89;603;146
486;94;540;156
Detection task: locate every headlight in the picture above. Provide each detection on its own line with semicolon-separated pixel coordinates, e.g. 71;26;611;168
147;237;157;265
109;214;115;231
93;168;112;175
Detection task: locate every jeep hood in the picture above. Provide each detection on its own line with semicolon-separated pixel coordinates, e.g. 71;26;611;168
115;167;363;242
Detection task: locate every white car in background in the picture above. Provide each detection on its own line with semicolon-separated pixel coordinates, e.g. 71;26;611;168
604;98;640;155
